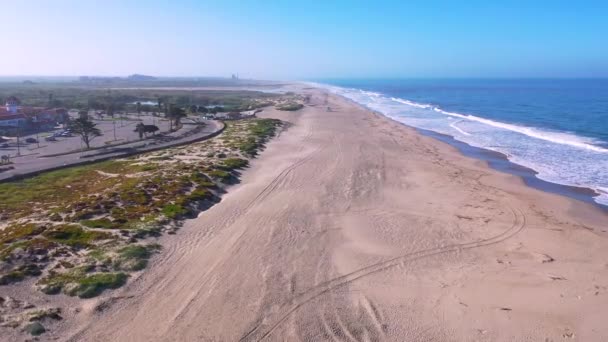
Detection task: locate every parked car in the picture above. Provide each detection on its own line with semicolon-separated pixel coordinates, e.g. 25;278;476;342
1;143;9;148
60;132;73;137
45;136;57;142
25;138;38;143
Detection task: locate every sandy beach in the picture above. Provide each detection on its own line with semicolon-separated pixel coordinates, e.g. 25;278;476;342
59;86;608;341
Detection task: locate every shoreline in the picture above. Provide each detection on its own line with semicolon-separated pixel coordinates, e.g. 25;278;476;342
329;90;608;212
418;128;608;212
8;85;608;341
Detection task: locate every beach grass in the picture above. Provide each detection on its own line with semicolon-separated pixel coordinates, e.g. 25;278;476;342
0;118;282;297
276;102;304;111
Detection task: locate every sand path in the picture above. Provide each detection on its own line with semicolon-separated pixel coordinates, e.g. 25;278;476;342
66;88;608;341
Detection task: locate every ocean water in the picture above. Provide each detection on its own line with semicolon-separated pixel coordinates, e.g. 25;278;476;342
313;79;608;206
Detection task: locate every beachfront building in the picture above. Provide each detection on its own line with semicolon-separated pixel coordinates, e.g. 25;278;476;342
0;96;69;134
0;114;27;128
0;97;24;129
26;107;69;125
5;96;19;114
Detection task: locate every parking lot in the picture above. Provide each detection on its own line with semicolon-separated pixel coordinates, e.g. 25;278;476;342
0;116;223;181
0;113;172;159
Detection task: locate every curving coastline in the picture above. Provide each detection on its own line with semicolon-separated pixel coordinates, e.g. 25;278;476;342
316;81;608;207
51;84;608;341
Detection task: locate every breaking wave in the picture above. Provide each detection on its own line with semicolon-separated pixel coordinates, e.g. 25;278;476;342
432;108;608;153
313;82;608;206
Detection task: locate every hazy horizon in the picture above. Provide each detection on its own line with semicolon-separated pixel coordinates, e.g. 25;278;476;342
2;75;608;81
2;1;608;79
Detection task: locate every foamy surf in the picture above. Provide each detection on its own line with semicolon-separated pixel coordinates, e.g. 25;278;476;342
432;108;608;153
315;82;608;207
391;97;433;109
449;120;471;136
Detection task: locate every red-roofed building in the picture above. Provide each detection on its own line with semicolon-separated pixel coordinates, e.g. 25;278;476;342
0;96;68;133
31;108;68;124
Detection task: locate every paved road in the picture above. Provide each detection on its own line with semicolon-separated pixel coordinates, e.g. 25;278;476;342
1;114;172;158
0;119;223;181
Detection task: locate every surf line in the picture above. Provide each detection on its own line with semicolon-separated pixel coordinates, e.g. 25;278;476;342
449;120;471;136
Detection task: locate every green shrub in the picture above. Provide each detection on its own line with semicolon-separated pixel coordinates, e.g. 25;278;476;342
0;271;25;285
81;218;119;229
0;264;42;284
0;223;45;245
113;245;158;271
161;204;188;219
24;322;46;336
219;158;248;170
188;189;211;201
38;267;127;298
208;170;231;182
235;138;259;156
70;272;127;298
43;225;112;248
276;103;303;111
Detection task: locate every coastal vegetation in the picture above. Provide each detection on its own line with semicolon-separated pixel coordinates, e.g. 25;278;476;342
0;84;301;336
276;102;304;111
0;85;279;113
0;118;283;306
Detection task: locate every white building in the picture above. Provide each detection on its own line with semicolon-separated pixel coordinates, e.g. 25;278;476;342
5;96;19;114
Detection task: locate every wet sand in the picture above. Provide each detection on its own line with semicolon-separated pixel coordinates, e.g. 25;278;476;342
63;86;608;341
418;128;607;209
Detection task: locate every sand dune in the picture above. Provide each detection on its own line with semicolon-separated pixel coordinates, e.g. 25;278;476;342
65;87;608;341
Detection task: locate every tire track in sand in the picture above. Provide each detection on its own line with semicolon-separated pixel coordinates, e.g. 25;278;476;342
160;120;325;327
66;120;323;342
164;117;318;256
240;205;526;341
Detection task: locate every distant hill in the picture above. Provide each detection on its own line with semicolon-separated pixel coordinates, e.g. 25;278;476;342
78;74;157;83
127;74;157;81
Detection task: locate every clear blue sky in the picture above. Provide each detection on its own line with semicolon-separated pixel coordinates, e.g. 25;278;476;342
2;0;607;79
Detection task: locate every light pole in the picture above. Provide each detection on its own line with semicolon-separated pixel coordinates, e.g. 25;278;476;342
33;117;40;148
16;122;21;156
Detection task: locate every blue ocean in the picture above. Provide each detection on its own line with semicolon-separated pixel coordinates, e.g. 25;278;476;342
314;79;608;206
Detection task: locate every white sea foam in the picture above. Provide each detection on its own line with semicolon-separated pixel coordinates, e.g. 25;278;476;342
391;97;433;109
429;107;608;153
449;120;471;136
594;188;608;206
362;90;382;97
316;82;608;207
